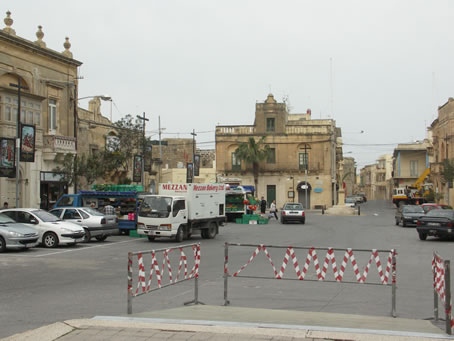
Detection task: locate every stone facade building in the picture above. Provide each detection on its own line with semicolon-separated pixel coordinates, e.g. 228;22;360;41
430;98;454;205
0;12;81;209
215;94;342;209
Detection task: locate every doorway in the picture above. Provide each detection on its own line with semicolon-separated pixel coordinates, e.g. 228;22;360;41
297;181;312;209
266;185;276;208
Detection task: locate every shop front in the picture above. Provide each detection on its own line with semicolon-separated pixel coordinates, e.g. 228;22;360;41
40;172;67;210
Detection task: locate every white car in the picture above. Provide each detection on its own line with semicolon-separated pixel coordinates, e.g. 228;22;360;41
0;208;85;248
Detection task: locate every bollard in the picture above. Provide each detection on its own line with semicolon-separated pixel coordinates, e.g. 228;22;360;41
322;206;325;215
358;205;361;216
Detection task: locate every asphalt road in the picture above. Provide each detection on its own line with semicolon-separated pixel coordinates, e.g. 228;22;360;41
1;199;454;339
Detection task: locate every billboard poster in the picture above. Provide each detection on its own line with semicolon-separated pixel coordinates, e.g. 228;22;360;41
20;124;35;162
0;138;16;178
133;155;142;183
186;162;193;183
194;154;200;177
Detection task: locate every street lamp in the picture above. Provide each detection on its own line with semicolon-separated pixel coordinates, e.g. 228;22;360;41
78;95;113;121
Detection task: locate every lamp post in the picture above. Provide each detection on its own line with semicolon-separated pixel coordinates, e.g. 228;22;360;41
303;144;311;209
78;95;112;121
136;113;149;189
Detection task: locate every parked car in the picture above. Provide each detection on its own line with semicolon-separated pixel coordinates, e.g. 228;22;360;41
395;205;425;227
0;208;85;248
420;203;453;214
280;203;305;224
345;197;356;207
49;207;118;242
416;209;454;240
0;213;39;252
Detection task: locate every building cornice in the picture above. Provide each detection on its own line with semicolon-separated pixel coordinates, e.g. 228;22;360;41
0;31;82;67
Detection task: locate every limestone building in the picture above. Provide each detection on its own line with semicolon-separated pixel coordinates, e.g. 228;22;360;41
430;98;454;204
215;94;342;209
0;12;81;209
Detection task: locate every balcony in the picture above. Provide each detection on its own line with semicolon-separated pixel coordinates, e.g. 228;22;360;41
216;126;256;135
43;135;76;160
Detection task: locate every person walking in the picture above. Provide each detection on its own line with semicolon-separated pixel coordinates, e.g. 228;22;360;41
104;204;115;215
260;196;267;214
270;200;278;220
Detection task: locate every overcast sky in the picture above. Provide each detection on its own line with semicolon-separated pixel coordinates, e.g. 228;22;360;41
4;1;454;168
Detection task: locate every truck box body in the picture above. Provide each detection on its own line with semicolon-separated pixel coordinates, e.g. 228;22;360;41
137;183;226;242
159;183;225;220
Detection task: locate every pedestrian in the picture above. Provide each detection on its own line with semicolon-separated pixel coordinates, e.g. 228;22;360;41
3;202;8;209
270;200;278;220
104;203;115;215
260;196;267;214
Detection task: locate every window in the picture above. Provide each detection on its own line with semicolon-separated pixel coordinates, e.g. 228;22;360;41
172;200;186;217
48;99;57;132
232;152;241;171
266;118;275;132
5;106;11;121
299;152;309;170
267;148;276;164
34;112;41;126
63;209;81;220
27;111;33;124
50;209;63;218
410;160;418;177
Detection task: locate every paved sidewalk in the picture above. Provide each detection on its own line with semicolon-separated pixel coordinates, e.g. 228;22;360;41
2;306;452;341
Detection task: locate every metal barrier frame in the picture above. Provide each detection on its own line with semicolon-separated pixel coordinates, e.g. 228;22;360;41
127;243;202;314
224;243;397;317
433;251;452;334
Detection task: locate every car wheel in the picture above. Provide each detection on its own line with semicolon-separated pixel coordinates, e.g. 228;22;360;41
83;229;91;242
402;219;407;227
395;219;399;226
95;235;108;242
281;219;286;224
301;218;306;224
201;229;208;239
0;236;6;253
207;223;217;239
175;227;184;242
147;236;155;242
418;232;427;241
43;232;59;248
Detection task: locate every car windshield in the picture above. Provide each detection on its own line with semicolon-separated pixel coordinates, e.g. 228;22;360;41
403;206;424;213
0;213;16;224
427;209;454;218
81;207;104;216
139;196;172;218
32;210;61;222
284;203;303;210
346;198;355;203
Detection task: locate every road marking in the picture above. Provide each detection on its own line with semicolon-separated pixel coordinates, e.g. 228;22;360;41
0;239;140;258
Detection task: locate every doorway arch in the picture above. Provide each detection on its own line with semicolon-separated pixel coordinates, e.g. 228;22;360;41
297;181;312;209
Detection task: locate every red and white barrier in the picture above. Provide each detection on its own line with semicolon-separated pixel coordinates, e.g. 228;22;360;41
231;244;396;285
224;243;397;316
128;243;200;297
432;252;453;334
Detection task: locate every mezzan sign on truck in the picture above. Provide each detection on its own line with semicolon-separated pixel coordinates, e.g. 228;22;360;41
160;184;225;192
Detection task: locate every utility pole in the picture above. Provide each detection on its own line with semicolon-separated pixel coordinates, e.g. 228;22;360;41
10;76;28;208
190;129;197;183
136;112;149;189
303;144;311;209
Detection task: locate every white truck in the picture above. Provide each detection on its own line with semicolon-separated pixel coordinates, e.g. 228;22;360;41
137;183;226;242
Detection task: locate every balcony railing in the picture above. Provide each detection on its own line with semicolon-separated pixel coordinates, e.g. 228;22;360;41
43;135;76;152
216;124;332;136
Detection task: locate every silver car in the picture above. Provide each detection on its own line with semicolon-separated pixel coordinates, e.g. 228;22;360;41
0;213;39;252
49;207;119;242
